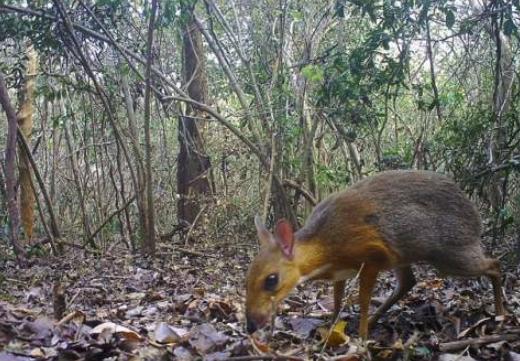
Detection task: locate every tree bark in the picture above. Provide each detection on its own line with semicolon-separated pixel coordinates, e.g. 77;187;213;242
0;165;6;216
177;4;213;230
17;129;61;241
121;74;146;249
0;72;25;257
143;0;158;255
425;17;442;123
17;46;38;243
488;17;514;211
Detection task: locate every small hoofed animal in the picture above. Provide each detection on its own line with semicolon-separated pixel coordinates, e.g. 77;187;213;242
245;170;504;339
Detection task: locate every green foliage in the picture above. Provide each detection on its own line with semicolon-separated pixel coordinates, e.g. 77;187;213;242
431;103;491;182
159;0;185;27
315;163;349;188
94;0;124;10
444;9;455;29
317;22;408;139
383;142;414;167
0;14;60;52
334;0;346;18
290;9;303;21
439;87;464;108
1;0;519;245
27;243;48;257
301;65;324;83
503;0;519;37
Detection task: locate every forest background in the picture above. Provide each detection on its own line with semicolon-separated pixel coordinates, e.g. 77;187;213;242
0;0;519;268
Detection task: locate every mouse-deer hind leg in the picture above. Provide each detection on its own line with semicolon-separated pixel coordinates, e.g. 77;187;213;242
431;248;505;316
483;258;505;316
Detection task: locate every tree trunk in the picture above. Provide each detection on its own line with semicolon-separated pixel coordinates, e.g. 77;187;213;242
0;165;6;216
121;74;146;250
17;46;38;244
0;72;25;258
17;129;61;242
488;25;514;211
177;4;213;230
143;0;158;255
425;17;442;123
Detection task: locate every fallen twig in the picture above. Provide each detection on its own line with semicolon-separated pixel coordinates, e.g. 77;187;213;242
439;331;520;352
184;204;207;246
57;310;85;326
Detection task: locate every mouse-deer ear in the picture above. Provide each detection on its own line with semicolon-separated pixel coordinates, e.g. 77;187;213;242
274;219;295;259
254;215;274;249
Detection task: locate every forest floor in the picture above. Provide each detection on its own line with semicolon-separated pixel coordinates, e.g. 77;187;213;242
0;236;519;361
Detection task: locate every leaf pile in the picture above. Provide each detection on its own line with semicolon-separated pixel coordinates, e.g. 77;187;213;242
0;240;519;360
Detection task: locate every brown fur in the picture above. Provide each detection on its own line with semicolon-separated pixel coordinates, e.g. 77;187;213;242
246;170;505;339
298;170;484;270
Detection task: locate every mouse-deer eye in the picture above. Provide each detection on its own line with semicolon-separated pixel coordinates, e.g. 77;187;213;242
264;273;279;291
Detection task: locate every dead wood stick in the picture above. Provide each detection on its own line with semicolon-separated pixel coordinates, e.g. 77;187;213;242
184;204;207;246
67;288;82;308
439;332;520;352
282;179;317;206
57;310;85;326
86;194;136;244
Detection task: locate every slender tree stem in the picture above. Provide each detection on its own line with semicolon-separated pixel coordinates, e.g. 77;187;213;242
0;72;25;258
143;0;158;255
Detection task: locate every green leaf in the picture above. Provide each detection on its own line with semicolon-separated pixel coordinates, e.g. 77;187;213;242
381;33;390;50
290;10;303;21
504;19;517;36
445;10;455;29
301;65;324;83
413;346;433;358
335;0;346;18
